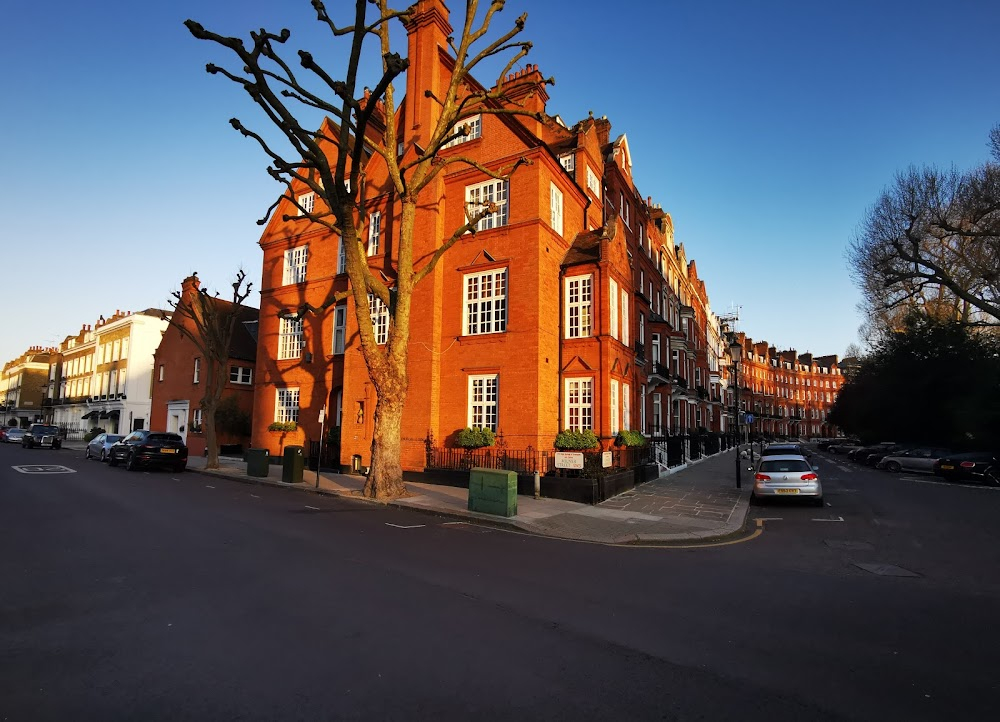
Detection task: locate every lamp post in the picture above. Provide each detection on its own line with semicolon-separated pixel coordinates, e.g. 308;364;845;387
729;338;743;489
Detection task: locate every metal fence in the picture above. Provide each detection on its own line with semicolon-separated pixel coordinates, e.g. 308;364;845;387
425;445;653;477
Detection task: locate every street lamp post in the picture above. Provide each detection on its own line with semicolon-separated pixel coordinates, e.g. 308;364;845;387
729;338;743;489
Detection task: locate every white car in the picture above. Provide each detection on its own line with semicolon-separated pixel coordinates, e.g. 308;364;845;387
752;454;823;506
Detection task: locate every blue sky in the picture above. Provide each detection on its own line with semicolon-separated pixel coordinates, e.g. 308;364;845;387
2;0;997;366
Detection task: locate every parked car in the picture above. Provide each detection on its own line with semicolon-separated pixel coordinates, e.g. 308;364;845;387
752;455;823;506
4;427;26;444
21;424;62;449
109;430;188;472
0;426;9;442
85;433;124;462
859;443;912;467
847;442;894;463
933;452;999;485
761;442;808;456
827;439;862;454
876;447;951;474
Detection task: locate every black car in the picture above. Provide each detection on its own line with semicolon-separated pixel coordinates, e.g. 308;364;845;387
21;424;62;449
933;451;999;485
109;430;188;472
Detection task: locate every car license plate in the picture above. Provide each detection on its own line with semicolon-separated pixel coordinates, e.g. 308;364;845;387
940;464;954;470
160;448;177;454
775;488;799;495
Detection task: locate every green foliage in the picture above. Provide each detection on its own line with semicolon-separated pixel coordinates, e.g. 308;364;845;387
829;319;1000;448
267;421;298;432
215;395;252;437
456;427;496;448
614;429;647;447
6;418;16;427
83;427;106;442
554;429;600;450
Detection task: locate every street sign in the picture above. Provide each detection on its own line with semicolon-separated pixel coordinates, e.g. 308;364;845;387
554;452;584;469
601;451;612;468
744;414;754;424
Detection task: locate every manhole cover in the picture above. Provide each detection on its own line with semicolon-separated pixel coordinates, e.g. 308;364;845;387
11;465;77;474
853;562;920;577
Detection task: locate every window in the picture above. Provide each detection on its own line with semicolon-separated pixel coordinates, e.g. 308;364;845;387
278;316;304;360
442;114;482;148
559;153;575;173
621;290;630;347
122;337;129;359
158;365;164;382
369;294;389;345
338;238;347;274
283;245;308;285
565;275;592;338
367;211;382;256
118;369;126;393
193;357;201;384
619;192;630;227
275;388;300;424
639;313;645;344
112;339;120;361
333;305;346;354
192;408;203;431
622;383;631;431
466;178;508;231
652;393;662;435
610;380;620;436
297;192;315;215
565;378;593;431
550;183;563;236
464;268;507;335
586;165;601;198
468;374;498;431
652;334;661;365
230;366;253;384
609;279;619;339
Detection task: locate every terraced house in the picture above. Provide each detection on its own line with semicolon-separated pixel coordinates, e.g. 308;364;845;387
247;0;838;472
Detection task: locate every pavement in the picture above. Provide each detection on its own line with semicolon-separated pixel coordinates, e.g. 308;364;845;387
64;441;755;545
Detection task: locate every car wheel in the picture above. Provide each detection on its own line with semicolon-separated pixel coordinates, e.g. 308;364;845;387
100;449;107;462
984;467;1000;487
85;447;92;460
53;441;61;450
125;452;138;472
886;461;901;473
108;454;119;467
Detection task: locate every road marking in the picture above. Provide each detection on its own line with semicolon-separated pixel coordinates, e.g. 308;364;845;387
205;485;216;489
250;494;261;499
910;478;998;491
304;505;321;510
813;516;845;522
756;517;784;521
442;521;467;525
11;465;77;474
385;523;425;529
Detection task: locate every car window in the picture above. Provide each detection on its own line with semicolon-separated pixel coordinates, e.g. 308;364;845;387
149;433;183;443
759;459;811;473
107;435;123;443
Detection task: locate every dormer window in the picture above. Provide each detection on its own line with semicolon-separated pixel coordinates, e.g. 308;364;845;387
297;192;315;216
559;153;575;173
442;114;482;149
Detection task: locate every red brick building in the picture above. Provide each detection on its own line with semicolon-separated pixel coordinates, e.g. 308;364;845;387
151;276;258;455
248;0;840;470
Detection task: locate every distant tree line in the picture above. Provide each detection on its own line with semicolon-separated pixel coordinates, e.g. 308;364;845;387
829;318;1000;449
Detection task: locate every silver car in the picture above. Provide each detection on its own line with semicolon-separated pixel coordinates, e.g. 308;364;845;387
752;454;824;506
85;433;124;462
5;427;26;444
877;447;951;474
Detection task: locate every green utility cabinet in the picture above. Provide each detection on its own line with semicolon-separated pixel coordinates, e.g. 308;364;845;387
246;448;270;478
282;445;305;483
468;467;517;517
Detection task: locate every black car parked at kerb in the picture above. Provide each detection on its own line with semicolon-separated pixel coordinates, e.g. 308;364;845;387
108;430;188;472
21;424;62;450
933;451;999;485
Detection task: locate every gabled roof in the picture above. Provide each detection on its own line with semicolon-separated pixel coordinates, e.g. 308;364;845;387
562;229;603;267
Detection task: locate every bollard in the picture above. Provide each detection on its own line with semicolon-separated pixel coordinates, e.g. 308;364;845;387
534;470;540;499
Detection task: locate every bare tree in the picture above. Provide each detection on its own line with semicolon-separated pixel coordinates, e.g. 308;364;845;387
849;124;1000;335
185;1;547;499
167;272;254;470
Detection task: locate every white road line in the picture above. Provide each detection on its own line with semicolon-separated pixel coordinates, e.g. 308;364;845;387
250;494;261;499
205;485;215;489
910;478;999;491
385;523;425;529
304;505;321;510
813;516;845;522
442;521;467;525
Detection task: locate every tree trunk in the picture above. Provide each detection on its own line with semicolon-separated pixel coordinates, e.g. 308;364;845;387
363;382;407;500
203;399;220;470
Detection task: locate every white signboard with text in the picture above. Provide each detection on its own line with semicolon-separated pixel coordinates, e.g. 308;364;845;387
554;452;584;470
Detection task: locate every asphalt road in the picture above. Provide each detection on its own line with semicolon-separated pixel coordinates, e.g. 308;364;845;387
1;442;997;720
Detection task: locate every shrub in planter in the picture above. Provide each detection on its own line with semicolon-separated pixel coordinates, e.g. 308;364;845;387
614;429;647;447
456;427;495;449
267;421;298;432
83;427;106;442
554;429;599;450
